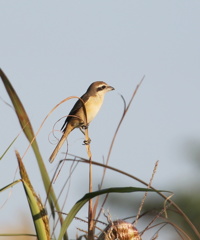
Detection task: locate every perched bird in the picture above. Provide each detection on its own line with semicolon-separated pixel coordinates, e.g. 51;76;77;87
49;81;114;163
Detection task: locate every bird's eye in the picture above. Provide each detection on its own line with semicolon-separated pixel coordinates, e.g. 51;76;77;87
97;85;106;91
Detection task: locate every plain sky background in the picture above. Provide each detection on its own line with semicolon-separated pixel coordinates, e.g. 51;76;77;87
1;1;200;240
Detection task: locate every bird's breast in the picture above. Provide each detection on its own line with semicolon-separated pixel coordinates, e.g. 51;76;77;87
84;95;104;123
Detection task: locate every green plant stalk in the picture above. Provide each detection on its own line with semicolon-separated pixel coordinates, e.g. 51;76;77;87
0;233;36;237
0;176;47;239
0;69;67;240
58;186;166;240
0;135;18;160
23;180;49;240
16;150;50;240
0;180;21;192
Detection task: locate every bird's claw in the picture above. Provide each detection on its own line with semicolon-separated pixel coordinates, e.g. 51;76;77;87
83;138;91;145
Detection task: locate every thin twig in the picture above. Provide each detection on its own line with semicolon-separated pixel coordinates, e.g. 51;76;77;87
96;77;145;222
134;160;159;226
100;77;144;188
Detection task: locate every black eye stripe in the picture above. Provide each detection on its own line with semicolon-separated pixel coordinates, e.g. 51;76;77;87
97;85;106;91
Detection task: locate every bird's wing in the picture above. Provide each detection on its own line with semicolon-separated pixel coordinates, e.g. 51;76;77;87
61;93;89;132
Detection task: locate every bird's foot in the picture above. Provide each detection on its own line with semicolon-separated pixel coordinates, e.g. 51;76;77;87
83;138;91;145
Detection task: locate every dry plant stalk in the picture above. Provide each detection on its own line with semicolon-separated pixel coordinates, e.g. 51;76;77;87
134;161;159;227
82;104;94;240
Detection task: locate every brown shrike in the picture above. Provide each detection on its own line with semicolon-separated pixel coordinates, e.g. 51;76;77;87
49;81;114;163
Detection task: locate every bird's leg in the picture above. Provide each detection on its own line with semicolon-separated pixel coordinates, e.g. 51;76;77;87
79;125;91;145
79;127;85;135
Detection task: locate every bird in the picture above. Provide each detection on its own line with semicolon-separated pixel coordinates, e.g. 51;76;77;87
49;81;114;163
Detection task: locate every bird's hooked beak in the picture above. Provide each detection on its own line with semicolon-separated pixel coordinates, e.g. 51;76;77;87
107;85;115;91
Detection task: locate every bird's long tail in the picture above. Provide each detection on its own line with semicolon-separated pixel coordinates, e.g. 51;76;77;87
49;126;71;163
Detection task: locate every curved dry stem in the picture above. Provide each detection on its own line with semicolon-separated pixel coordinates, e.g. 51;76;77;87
145;220;192;240
22;96;84;159
64;156;200;239
94;77;144;224
100;77;144;188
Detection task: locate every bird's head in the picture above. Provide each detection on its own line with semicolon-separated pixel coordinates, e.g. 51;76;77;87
87;81;114;97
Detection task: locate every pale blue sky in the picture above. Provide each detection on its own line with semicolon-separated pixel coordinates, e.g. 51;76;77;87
1;1;200;239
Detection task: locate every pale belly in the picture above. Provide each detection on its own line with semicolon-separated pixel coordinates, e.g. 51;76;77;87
84;96;104;123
